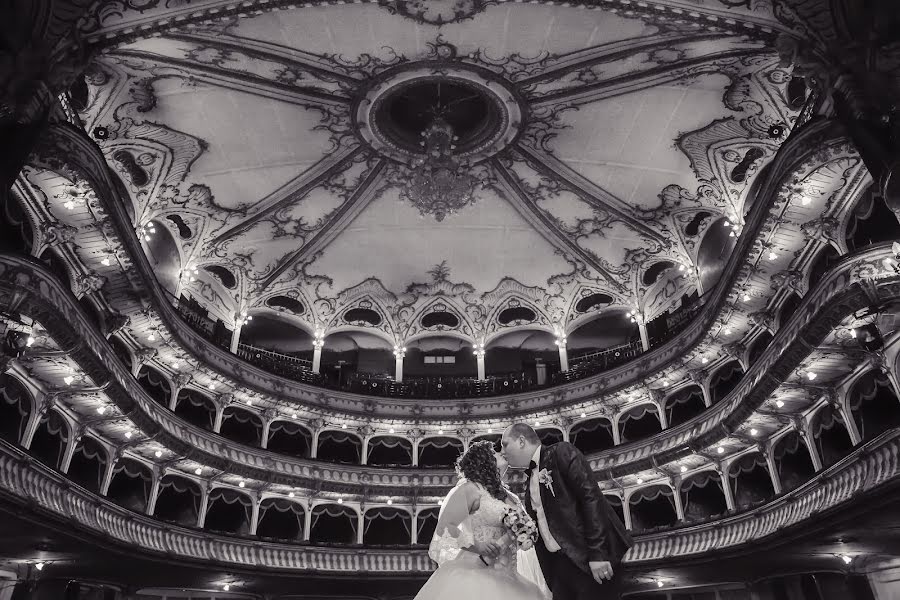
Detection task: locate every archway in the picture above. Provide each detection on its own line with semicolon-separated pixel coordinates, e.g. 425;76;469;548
317;430;362;464
257;498;304;541
570;418;615;454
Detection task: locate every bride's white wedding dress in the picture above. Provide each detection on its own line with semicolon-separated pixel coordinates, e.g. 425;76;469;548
415;481;550;600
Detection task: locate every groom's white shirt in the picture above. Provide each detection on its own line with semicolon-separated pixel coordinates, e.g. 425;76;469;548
529;445;561;552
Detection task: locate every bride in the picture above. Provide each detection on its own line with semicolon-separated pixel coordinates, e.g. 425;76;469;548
415;440;551;600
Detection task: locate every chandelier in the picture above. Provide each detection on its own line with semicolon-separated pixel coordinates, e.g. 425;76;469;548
401;117;479;221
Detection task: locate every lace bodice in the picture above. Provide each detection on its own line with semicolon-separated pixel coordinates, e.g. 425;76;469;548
469;485;518;572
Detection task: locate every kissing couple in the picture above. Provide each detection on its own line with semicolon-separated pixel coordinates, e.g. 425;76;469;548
414;423;633;600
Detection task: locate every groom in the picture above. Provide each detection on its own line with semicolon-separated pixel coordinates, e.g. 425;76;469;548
501;423;632;599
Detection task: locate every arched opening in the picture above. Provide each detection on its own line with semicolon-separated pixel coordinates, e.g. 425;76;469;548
748;331;774;366
29;408;68;469
364;507;412;545
418;437;464;468
324;331;393;389
66;435;107;494
566;311;640;381
709;361;744;404
317;430;362;464
537;428;563;446
849;370;900;443
367;435;413;467
729;453;774;510
416;508;440;545
605;494;626;528
0;190;34;254
404;335;477;383
846;185;900;251
777;292;803;329
143;219;181;295
78;295;105;330
257;498;304;541
237;313;314;381
811;405;854;468
680;471;728;522
471;433;501;449
220;405;263;447
807;244;841;291
107;458;152;513
267;420;312;458
629;485;677;532
204;488;252;535
38;247;72;290
0;373;32;446
136;365;171;408
697;217;737;293
570;418;615;454
154;475;200;526
309;504;357;544
619;404;662;443
484;329;556;383
665;386;706;427
173;389;216;431
108;335;133;371
774;431;816;492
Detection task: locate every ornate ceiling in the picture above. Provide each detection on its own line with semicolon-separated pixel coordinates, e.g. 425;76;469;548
74;0;800;345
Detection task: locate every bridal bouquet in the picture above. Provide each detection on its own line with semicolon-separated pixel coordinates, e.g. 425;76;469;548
502;504;538;551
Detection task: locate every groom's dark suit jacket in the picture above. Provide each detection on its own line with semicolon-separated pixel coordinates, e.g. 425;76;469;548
524;442;633;574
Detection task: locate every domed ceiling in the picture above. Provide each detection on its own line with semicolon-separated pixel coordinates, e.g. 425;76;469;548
76;0;799;346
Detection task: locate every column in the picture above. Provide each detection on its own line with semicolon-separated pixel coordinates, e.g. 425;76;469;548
700;385;712;408
197;486;210;528
249;495;260;536
229;324;242;354
60;434;78;473
657;406;668;430
356;509;365;544
838;403;862;445
473;340;486;380
630;311;650;351
717;467;735;512
764;446;783;495
393;344;406;382
260;418;271;449
802;429;824;472
622;495;633;531
21;402;46;449
312;329;325;374
694;267;705;295
561;428;570;443
100;458;117;496
671;483;685;522
411;510;419;545
303;504;313;541
168;387;179;411
554;329;569;372
612;419;622;446
535;360;547;386
146;471;162;516
411;438;419;467
311;430;320;459
213;405;224;433
361;437;369;465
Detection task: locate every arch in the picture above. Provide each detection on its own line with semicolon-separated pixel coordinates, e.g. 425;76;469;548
29;407;69;469
364;507;412;545
0;188;35;254
136;365;171;408
697;216;736;293
108;335;133;371
173;388;216;431
642;260;675;286
810;404;854;468
416;507;440;545
728;453;774;510
257;497;304;541
665;385;706;427
66;435;108;494
205;487;252;535
154;474;201;526
317;429;362;464
418;436;464;468
777;292;803;330
38;247;72;290
405;328;475;347
747;331;774;366
679;470;727;522
567;309;639;358
107;457;152;513
483;323;555;347
536;427;563;446
604;494;626;529
628;485;677;532
807;243;841;291
309;503;357;544
367;435;413;467
709;361;744;405
143;218;182;295
773;431;816;492
267;420;312;458
849;370;900;443
846;185;900;251
618;404;662;443
570;418;615;454
220;405;263;447
238;311;315;356
0;373;33;446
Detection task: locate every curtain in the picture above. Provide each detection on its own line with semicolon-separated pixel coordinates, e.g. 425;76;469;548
419;437;463;450
619;404;658;424
269;420;312;438
310;504;357;534
75;437;108;463
680;470;720;492
223;407;262;427
41;409;69;440
319;430;362;447
370;436;412;449
628;485;673;504
364;508;412;536
572;418;613;435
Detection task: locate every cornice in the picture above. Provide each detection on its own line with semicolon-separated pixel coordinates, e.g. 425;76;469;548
1;429;897;573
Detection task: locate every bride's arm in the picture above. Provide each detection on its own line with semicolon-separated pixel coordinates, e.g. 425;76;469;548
428;482;480;565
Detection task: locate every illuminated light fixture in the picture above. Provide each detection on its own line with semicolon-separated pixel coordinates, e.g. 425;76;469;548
291;412;298;419
154;450;162;458
223;584;230;591
775;399;785;408
723;328;732;335
801;196;811;206
208;383;216;390
724;221;731;227
841;555;852;565
750;428;759;436
35;562;45;571
701;357;709;364
487;428;493;434
341;423;348;429
125;430;133;439
389;427;395;434
743;294;751;302
26;335;35;347
64;199;76;210
636;478;643;484
194;468;202;475
768;252;777;261
438;429;443;435
337;497;343;504
850;328;857;338
387;499;393;505
657;580;664;588
238;480;245;488
806;371;817;381
680;465;687;473
580;412;586;418
678;264;685;272
661;379;669;386
729;230;736;237
147;334;156;342
63;375;74;385
96;406;106;415
101;257;111;266
172;362;179;370
288;491;295;498
534;421;541;427
246;399;253;406
717;445;725;454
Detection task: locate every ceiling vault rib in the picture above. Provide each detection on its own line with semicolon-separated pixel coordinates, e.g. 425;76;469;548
207;144;365;247
490;158;624;292
514;143;667;245
164;32;362;85
517;32;732;85
530;48;760;106
258;159;389;291
110;49;351;107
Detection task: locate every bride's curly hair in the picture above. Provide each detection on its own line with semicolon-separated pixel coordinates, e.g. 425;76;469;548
456;440;506;500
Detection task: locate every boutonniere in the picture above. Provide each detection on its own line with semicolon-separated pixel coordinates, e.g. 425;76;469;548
537;468;555;497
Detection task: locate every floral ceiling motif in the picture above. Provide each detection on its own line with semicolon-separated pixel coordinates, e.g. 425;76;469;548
71;1;803;345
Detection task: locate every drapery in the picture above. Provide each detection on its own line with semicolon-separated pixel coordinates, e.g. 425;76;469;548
364;507;412;537
428;482;476;565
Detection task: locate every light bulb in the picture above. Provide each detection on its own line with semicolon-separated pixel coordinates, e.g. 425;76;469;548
238;480;245;488
801;197;811;206
850;329;857;338
194;468;202;475
154;450;162;458
580;412;586;418
701;357;708;364
768;252;777;261
636;478;643;484
337;497;343;504
341;423;347;429
387;499;393;505
63;376;74;385
724;328;732;335
64;200;75;210
680;465;687;473
438;429;443;434
724;220;731;227
534;421;540;427
101;257;111;266
841;555;852;565
35;562;44;571
743;294;750;302
148;334;156;341
172;362;179;370
750;428;759;436
657;580;664;588
246;399;253;406
389;427;395;434
125;431;133;439
776;399;785;408
223;584;230;591
26;335;35;347
97;406;106;415
291;413;297;419
288;491;295;498
487;428;493;434
208;383;215;390
806;371;817;381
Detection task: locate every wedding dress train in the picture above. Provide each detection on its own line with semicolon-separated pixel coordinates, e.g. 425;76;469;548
414;481;550;600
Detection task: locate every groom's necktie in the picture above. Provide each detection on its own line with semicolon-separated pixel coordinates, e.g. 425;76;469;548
524;460;538;517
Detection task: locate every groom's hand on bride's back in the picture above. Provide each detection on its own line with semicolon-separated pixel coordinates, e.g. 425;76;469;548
471;539;503;558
